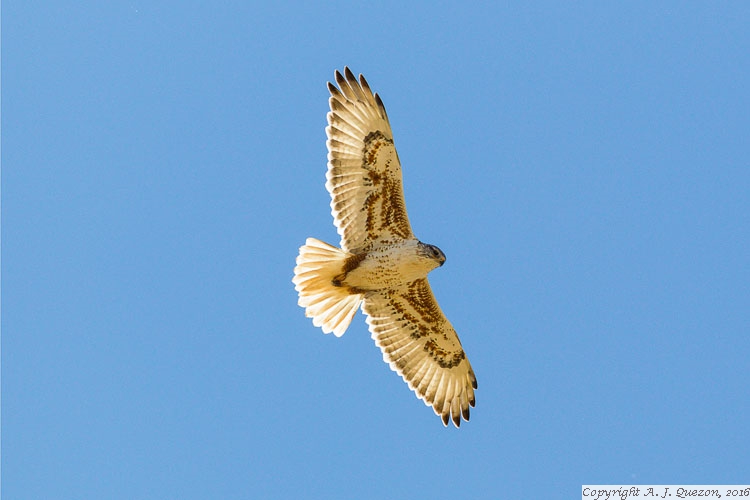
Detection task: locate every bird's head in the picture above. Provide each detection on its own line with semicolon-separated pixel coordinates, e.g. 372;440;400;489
418;242;446;268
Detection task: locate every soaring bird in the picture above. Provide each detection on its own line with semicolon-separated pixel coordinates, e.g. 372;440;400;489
293;68;477;427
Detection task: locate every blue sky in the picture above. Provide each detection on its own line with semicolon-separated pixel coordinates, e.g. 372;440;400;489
4;2;749;498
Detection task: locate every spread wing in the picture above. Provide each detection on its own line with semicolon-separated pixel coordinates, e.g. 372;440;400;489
362;278;477;427
325;67;413;254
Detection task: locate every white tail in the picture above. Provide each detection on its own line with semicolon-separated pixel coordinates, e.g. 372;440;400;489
292;238;363;337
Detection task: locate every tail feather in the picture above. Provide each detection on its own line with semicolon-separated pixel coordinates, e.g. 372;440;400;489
293;238;363;337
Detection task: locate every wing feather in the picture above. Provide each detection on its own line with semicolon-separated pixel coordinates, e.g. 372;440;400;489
326;68;413;253
362;278;477;427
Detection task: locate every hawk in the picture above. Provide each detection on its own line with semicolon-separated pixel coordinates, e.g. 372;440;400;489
293;68;477;427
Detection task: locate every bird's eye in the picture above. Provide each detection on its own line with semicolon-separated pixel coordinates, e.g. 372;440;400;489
426;245;442;259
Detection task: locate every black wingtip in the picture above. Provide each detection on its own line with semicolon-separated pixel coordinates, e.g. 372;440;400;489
453;413;461;428
374;93;388;119
334;68;346;88
343;66;356;84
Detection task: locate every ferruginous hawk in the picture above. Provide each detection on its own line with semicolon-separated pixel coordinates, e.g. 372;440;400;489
292;68;477;427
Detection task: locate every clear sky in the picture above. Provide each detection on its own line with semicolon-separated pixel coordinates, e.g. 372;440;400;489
4;2;750;498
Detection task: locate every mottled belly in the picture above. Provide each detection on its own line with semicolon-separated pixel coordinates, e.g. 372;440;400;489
336;243;431;292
